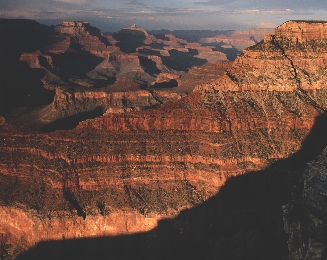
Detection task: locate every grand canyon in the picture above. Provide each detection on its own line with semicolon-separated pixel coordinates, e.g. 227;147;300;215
1;19;327;260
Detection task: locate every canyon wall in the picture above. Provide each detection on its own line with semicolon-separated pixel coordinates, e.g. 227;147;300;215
1;20;327;259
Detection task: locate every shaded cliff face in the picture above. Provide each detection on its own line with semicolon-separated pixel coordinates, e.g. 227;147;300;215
1;20;327;259
283;149;327;259
0;19;54;115
283;138;327;259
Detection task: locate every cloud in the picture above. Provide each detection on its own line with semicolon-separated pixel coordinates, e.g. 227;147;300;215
0;8;74;20
194;0;327;11
256;21;277;28
194;0;236;5
110;0;146;6
53;0;90;4
148;16;159;21
1;0;327;32
126;0;146;6
232;9;312;15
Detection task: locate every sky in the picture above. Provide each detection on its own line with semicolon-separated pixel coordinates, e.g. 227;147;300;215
0;0;327;32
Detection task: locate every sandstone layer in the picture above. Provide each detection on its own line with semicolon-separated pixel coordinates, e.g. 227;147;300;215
1;20;327;259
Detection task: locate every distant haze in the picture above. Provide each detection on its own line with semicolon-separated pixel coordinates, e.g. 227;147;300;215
0;0;327;32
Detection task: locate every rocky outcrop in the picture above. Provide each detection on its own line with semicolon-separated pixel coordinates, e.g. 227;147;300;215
17;20;116;67
177;60;233;91
45;21;117;57
54;21;102;36
273;20;327;43
19;53;53;68
197;20;327;95
53;88;159;114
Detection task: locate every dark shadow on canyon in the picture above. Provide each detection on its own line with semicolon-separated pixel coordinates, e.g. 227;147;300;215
96;34;113;47
16;110;327;260
39;51;115;89
50;44;105;79
113;30;147;54
152;33;170;41
201;43;242;61
0;19;55;114
138;48;161;56
1;63;55;115
39;106;105;132
138;56;161;77
162;49;207;72
148;42;167;50
92;74;117;88
83;23;112;47
152;79;178;89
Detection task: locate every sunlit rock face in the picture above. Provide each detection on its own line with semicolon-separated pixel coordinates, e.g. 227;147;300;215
273;20;327;43
1;20;327;259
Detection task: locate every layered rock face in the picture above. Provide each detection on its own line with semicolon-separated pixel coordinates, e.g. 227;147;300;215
274;20;327;43
177;60;233;90
46;21;116;56
1;20;327;259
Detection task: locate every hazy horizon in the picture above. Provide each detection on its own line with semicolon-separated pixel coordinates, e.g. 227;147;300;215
1;0;327;32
